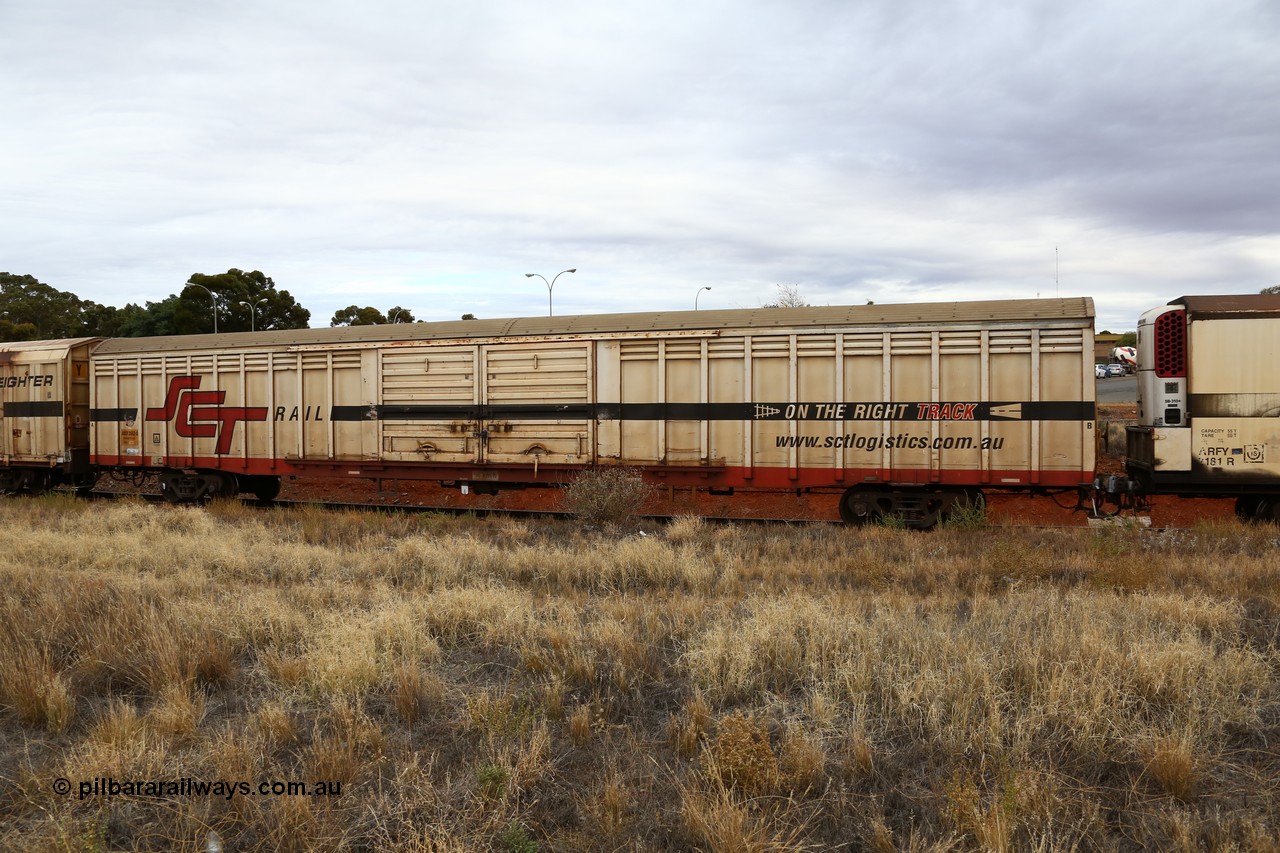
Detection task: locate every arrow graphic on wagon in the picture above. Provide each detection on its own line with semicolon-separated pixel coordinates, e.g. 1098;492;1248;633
988;404;1024;420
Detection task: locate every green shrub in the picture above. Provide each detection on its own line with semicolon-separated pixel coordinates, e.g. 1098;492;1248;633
499;823;539;853
560;467;655;529
476;764;510;800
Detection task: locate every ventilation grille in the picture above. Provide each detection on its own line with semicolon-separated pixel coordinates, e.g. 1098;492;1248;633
1154;310;1187;378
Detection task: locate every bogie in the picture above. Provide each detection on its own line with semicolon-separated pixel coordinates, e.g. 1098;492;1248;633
160;471;240;503
838;487;984;530
0;468;54;495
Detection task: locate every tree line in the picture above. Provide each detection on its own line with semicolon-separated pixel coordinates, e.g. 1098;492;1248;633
0;270;421;341
3;271;1276;343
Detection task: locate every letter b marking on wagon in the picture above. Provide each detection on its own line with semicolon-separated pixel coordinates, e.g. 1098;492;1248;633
144;376;268;454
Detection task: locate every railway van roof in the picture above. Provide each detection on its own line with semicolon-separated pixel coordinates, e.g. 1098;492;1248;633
0;338;100;359
0;337;99;352
91;296;1095;354
1172;294;1280;319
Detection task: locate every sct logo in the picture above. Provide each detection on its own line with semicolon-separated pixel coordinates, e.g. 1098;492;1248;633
145;376;268;454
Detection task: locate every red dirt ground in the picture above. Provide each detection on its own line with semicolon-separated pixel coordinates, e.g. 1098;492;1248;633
278;404;1235;528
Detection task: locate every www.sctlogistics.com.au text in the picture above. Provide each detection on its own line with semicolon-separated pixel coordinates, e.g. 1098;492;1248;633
775;433;1006;451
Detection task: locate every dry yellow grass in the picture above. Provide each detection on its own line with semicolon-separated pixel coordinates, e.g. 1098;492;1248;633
0;494;1276;851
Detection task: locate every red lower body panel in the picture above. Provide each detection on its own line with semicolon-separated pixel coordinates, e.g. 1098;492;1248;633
92;455;1091;491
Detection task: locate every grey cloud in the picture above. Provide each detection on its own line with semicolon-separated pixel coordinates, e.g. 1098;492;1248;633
0;0;1276;332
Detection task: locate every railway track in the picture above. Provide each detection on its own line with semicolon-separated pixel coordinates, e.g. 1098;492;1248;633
85;489;839;525
74;487;1175;531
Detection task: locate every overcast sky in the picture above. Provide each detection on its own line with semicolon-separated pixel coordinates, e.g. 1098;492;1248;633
2;0;1277;332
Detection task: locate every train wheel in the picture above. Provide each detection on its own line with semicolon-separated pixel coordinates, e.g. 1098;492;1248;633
1255;497;1280;523
250;476;281;502
18;470;53;496
1235;496;1263;521
205;473;239;501
839;489;881;525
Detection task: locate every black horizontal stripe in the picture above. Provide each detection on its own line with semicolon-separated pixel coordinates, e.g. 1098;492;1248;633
330;405;381;421
89;408;140;422
3;401;64;418
613;401;1095;421
330;400;1096;422
1188;393;1280;419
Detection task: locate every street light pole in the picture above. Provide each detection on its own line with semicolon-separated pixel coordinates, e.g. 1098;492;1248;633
388;308;405;324
525;268;576;316
695;286;712;310
239;298;268;332
185;281;218;334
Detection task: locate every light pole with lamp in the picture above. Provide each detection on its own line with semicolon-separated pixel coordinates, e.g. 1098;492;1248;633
525;268;576;317
184;280;219;334
695;286;711;310
239;298;268;332
388;308;406;324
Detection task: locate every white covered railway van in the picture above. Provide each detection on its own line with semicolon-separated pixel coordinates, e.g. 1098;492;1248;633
1127;294;1280;520
88;298;1097;523
0;338;96;493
